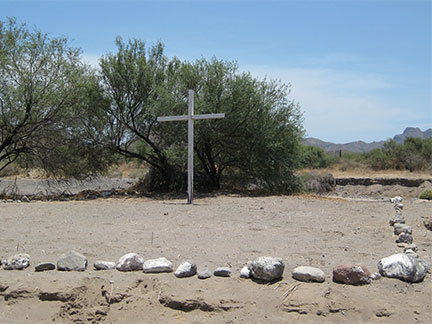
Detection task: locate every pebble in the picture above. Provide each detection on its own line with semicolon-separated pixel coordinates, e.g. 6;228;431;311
332;264;371;285
396;233;413;244
57;251;87;271
174;261;196;278
35;262;56;272
94;261;116;270
143;257;173;273
404;243;417;252
213;267;231;277
292;266;325;283
2;253;31;270
393;223;412;235
197;268;212;279
21;196;30;203
240;265;251;279
389;213;405;226
116;253;144;272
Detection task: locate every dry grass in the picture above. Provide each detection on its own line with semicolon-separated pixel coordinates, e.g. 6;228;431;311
301;167;432;179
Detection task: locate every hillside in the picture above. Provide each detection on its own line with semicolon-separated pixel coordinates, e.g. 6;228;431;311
303;127;432;153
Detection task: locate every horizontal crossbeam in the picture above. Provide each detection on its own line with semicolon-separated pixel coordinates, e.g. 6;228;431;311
157;113;225;122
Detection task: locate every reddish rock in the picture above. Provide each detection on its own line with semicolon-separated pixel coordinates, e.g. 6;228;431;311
332;264;371;285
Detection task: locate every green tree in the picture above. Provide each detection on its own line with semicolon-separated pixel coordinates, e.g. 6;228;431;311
176;58;304;191
95;39;304;192
97;38;185;190
0;18;109;177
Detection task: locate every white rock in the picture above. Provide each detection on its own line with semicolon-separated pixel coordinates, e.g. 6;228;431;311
143;257;173;273
390;196;403;204
2;253;30;270
250;256;285;282
377;253;430;283
116;253;144;271
240;265;251;278
174;261;196;278
292;266;325;283
94;261;116;270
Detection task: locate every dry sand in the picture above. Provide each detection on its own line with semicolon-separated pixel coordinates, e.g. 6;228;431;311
0;194;431;323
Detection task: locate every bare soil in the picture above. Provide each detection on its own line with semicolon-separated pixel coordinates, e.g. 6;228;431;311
0;194;431;324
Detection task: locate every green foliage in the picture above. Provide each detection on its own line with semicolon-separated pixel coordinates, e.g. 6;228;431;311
90;40;304;192
300;145;333;169
419;189;432;200
364;138;432;171
0;18;111;178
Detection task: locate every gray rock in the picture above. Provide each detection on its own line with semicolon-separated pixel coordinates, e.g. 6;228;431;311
174;262;196;278
21;195;30;203
393;223;412;235
57;251;87;271
143;257;173;273
378;253;430;283
94;261;116;270
2;253;30;270
116;253;144;271
292;266;325;283
197;268;212;279
214;267;231;277
250;256;285;282
389;213;405;226
396;233;413;244
240;265;251;279
394;203;404;210
35;262;55;272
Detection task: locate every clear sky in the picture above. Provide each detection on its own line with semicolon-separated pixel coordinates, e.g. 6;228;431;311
1;0;431;143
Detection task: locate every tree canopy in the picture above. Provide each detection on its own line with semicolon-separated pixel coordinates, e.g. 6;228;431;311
1;18;305;193
0;18;111;177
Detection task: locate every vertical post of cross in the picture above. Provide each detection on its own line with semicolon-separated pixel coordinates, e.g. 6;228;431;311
157;90;225;204
187;90;194;204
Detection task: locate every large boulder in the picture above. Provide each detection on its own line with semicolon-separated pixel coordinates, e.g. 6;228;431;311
377;253;430;283
57;251;87;271
332;264;371;285
2;253;30;270
250;256;285;282
116;253;144;272
303;172;336;193
143;257;173;273
292;266;325;283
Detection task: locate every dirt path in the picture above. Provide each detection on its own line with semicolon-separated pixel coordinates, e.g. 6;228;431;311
0;195;431;323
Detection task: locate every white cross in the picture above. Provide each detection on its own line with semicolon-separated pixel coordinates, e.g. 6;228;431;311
157;90;225;204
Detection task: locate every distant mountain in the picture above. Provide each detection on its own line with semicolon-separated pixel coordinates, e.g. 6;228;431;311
303;127;432;153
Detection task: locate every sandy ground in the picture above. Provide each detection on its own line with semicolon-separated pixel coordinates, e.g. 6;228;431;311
0;194;431;324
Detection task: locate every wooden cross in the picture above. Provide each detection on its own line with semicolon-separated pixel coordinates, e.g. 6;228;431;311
157;90;225;204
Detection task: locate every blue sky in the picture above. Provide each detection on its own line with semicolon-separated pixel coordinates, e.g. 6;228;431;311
1;0;431;143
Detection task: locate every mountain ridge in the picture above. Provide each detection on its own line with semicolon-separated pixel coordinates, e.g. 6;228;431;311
303;127;432;153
